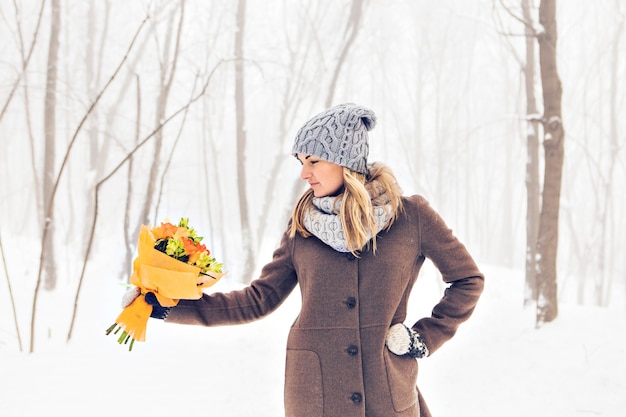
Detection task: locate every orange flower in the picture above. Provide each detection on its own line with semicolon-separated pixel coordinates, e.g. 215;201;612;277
198;242;209;255
152;222;178;240
184;238;208;264
188;251;201;265
182;237;198;255
174;227;190;240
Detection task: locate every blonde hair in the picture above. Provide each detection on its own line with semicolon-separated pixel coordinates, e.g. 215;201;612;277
289;162;403;255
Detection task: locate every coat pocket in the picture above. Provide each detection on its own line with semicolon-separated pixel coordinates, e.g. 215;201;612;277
284;349;323;417
384;350;419;412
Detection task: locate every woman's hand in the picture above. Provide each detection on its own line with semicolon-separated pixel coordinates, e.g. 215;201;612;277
385;323;429;359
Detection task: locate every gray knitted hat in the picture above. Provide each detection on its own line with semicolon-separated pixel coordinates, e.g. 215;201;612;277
292;103;377;174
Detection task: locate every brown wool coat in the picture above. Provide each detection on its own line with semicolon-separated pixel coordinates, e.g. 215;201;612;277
166;195;484;417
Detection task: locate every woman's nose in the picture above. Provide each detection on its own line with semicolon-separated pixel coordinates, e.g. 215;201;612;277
300;166;310;180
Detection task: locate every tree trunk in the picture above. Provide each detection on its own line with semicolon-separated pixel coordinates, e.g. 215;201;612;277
136;1;184;230
123;75;142;281
596;13;624;306
522;0;541;306
325;0;365;107
235;0;255;283
201;98;225;257
535;0;564;325
84;0;110;259
43;0;61;291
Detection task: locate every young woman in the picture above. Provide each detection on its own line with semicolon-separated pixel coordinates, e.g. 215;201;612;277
134;103;484;417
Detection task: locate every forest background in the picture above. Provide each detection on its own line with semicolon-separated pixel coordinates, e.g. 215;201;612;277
0;0;624;354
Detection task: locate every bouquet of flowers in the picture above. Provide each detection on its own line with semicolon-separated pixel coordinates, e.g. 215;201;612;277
106;218;224;351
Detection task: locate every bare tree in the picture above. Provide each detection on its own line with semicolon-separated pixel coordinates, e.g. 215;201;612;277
535;0;564;325
583;8;624;306
325;0;365;107
521;0;541;305
200;95;226;257
122;75;142;280
135;1;185;232
598;9;624;306
154;74;199;218
83;0;111;255
42;0;60;291
234;0;256;282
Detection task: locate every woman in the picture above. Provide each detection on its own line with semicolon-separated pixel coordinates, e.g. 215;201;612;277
135;103;484;417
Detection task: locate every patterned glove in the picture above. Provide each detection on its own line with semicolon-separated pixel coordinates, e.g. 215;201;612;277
120;287;170;320
385;323;429;359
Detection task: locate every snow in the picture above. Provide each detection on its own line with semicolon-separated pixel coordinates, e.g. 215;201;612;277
1;264;624;416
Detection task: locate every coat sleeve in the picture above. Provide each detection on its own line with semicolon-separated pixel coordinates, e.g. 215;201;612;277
165;228;298;327
410;196;485;355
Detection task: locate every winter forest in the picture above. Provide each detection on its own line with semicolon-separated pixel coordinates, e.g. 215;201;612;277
1;0;625;416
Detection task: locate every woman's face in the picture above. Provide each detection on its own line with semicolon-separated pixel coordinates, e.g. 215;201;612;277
297;153;344;197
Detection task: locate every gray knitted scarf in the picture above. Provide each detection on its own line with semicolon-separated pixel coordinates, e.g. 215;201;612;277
303;182;392;253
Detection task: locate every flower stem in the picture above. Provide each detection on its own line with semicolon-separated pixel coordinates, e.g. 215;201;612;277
105;323;117;335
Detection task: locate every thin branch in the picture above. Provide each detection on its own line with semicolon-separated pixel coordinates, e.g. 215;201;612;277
498;0;535;32
0;231;23;352
0;0;47;122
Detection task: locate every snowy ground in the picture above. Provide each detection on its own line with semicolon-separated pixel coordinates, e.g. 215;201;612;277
1;264;624;416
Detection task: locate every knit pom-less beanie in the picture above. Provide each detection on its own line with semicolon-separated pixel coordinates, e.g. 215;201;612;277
292;103;377;175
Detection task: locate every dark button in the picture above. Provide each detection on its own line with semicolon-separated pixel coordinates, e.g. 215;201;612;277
346;345;358;356
345;252;357;260
345;297;357;309
351;392;363;404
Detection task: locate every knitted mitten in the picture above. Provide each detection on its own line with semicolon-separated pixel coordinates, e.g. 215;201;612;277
121;286;141;308
385;323;429;359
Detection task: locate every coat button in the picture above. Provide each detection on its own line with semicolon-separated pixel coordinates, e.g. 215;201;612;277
346;345;358;356
351;392;363;404
345;297;357;309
